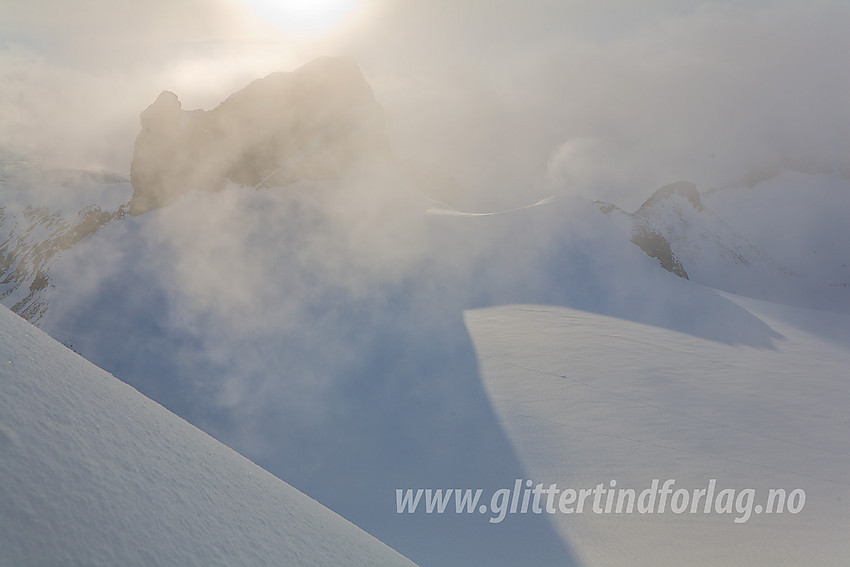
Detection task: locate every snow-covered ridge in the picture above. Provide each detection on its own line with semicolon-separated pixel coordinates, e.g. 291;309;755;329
0;176;131;321
0;303;417;566
631;180;786;281
603;173;850;313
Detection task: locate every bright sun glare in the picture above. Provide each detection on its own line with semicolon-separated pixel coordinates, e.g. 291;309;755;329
243;0;361;34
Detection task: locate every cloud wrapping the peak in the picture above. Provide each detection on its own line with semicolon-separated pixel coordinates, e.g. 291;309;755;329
3;0;849;207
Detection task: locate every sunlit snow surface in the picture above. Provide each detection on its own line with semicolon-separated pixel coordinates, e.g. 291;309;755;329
467;295;850;566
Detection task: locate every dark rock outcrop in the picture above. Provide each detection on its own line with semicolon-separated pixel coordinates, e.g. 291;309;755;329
630;222;689;279
629;181;699;279
597;188;691;280
129;56;389;214
0;202;126;321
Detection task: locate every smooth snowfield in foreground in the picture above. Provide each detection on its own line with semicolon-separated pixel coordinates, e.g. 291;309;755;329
467;292;850;566
0;305;416;567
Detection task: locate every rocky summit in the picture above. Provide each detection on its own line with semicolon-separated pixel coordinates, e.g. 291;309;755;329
129;56;389;214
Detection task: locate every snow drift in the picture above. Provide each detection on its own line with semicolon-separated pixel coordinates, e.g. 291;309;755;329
467;294;850;566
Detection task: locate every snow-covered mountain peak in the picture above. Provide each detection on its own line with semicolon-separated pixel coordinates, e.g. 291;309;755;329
632;178;788;285
622;171;850;312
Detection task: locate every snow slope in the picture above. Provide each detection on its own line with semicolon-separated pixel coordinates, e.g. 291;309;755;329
0;304;416;567
703;171;850;292
466;292;850;566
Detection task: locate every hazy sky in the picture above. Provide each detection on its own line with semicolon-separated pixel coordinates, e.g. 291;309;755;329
2;0;849;208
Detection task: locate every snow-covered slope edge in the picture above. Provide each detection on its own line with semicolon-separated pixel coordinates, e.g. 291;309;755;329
466;294;850;566
0;305;416;567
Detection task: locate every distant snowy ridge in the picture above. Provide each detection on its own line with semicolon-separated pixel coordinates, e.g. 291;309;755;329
0;176;130;321
3;54;847;327
0;304;417;566
601;173;850;312
629;180;787;281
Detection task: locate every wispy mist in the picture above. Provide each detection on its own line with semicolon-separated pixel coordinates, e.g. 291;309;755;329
1;0;291;170
346;0;850;209
4;2;849;565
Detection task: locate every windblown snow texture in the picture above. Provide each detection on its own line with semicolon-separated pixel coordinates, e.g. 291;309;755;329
0;305;416;567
